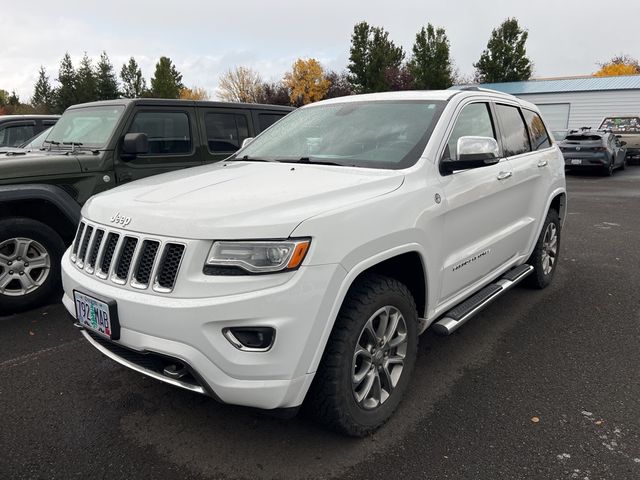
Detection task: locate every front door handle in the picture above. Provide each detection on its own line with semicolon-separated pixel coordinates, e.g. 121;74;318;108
497;171;513;180
537;159;548;167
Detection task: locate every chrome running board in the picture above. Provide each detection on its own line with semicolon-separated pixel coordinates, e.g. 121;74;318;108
432;264;534;335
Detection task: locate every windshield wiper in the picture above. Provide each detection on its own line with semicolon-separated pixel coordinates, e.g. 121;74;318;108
277;157;347;167
43;139;61;151
233;155;273;162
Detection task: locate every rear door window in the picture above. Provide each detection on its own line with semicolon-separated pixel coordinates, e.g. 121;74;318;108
205;113;249;153
522;110;551;150
0;123;36;147
128;111;192;155
495;104;531;156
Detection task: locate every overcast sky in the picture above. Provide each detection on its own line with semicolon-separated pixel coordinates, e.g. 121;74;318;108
2;0;639;100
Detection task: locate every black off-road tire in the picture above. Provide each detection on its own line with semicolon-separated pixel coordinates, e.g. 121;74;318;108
0;218;66;314
525;209;561;289
306;273;418;436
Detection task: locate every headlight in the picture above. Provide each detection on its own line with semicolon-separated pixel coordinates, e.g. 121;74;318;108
204;239;311;274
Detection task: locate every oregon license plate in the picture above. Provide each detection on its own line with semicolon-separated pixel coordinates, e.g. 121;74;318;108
73;290;119;339
571;159;582;165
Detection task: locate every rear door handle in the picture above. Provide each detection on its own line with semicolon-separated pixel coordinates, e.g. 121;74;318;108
537;159;548;167
497;171;513;180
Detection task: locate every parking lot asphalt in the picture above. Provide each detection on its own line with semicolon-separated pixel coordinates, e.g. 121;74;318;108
1;167;639;480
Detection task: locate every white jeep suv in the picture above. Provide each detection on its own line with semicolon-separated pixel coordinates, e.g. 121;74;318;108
61;89;566;436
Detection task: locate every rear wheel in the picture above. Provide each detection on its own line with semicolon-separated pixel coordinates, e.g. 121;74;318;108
602;158;614;176
307;273;418;436
526;209;561;289
0;218;65;313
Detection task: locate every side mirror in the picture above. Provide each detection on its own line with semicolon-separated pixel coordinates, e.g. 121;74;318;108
241;137;254;149
441;136;500;174
615;134;622;138
121;132;148;160
620;140;627;146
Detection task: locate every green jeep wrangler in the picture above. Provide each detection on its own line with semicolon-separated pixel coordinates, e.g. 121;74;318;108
0;99;293;313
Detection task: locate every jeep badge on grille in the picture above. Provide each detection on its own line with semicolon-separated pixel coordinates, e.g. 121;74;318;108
110;212;132;227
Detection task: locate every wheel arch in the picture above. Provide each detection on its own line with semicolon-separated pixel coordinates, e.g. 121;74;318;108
0;185;81;244
306;244;429;375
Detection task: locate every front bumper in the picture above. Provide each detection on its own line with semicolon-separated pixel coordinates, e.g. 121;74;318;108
62;250;346;410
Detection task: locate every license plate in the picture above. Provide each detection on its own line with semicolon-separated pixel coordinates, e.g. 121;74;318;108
73;290;119;340
571;159;582;165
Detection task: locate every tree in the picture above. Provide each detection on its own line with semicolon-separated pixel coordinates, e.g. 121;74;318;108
324;70;354;99
120;57;146;98
474;18;533;83
150;56;184;99
75;53;97;104
256;81;291;106
595;54;640;77
284;58;330;106
384;65;414;91
347;22;405;93
179;86;210;100
409;24;454;90
217;66;263;103
55;52;77;113
31;66;55;113
95;52;120;100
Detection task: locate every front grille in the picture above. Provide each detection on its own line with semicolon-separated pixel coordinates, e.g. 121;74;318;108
71;220;186;293
134;240;160;285
115;237;138;280
72;222;85;257
87;229;104;269
78;226;93;264
156;243;185;290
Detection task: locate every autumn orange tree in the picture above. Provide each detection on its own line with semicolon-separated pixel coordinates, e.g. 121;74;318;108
595;54;640;77
179;86;210;100
284;58;330;106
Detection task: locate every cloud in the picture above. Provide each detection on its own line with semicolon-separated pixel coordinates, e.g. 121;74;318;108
2;0;639;100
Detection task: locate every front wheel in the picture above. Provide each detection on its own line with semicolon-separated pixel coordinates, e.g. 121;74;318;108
307;273;418;436
525;209;561;289
0;218;65;313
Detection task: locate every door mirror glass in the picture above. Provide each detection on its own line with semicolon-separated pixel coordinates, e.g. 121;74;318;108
241;137;254;149
122;132;149;159
442;136;499;174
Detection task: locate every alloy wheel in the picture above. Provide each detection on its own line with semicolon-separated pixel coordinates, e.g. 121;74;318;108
351;306;408;410
0;237;51;296
541;223;558;275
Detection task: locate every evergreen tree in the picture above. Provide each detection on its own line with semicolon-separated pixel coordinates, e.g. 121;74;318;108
120;57;147;98
55;52;77;113
409;24;454;90
95;51;120;100
347;22;404;93
75;53;97;104
150;56;184;99
31;66;55;113
474;18;533;83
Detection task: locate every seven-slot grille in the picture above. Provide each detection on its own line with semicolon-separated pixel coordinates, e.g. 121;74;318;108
71;221;185;292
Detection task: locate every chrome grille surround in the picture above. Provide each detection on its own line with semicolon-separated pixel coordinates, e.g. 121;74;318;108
70;220;186;293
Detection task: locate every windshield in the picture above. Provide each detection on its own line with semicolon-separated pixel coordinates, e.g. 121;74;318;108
236;100;445;169
46;105;125;148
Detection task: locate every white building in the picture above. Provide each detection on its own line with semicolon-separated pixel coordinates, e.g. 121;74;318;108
464;75;640;133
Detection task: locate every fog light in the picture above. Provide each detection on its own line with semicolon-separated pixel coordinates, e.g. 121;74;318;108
223;327;275;351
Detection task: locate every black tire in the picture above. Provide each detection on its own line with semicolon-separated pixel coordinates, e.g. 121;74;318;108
306;273;418;436
525;209;561;289
602;158;614;176
620;156;627;171
0;217;66;314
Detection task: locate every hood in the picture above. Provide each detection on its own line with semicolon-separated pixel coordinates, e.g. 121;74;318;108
0;150;82;179
83;161;404;239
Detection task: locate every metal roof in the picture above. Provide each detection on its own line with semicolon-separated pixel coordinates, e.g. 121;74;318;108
454;75;640;95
